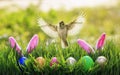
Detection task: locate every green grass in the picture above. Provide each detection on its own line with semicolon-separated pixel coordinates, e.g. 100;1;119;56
0;3;120;75
0;39;120;75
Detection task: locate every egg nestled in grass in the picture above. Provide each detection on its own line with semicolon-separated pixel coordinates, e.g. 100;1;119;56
80;56;94;71
96;56;107;67
35;57;45;68
50;57;58;66
18;56;27;65
66;57;76;65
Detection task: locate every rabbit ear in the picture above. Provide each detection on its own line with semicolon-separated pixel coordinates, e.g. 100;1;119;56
95;33;106;50
77;39;95;54
26;34;39;53
9;37;22;55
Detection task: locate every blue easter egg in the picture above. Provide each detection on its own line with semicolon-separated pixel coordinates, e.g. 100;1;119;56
18;57;27;65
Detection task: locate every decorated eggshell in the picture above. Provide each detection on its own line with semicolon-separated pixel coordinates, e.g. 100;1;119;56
18;56;27;65
80;56;94;71
96;56;107;67
35;57;45;68
50;57;58;66
66;57;76;65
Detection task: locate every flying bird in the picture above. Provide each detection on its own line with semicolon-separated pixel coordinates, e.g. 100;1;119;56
38;16;85;48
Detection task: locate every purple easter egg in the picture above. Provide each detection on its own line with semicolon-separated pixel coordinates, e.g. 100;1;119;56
50;57;58;66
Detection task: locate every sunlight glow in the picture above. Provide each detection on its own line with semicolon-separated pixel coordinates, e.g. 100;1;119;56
0;0;118;12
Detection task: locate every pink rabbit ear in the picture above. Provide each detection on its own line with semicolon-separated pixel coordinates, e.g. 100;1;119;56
77;39;95;54
96;33;106;50
26;34;39;53
9;37;22;55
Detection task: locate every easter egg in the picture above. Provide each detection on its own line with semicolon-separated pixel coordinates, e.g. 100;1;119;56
18;56;27;65
80;56;94;71
50;57;58;66
66;57;76;65
96;56;107;67
35;57;45;68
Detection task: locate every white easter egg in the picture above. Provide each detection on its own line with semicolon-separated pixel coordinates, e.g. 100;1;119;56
66;57;76;65
96;56;107;66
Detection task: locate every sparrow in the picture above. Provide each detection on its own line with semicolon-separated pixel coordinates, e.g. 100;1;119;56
38;16;85;48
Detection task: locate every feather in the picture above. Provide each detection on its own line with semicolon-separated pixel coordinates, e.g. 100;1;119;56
67;16;85;36
26;34;39;53
38;18;58;38
9;37;22;55
95;33;106;50
77;39;95;54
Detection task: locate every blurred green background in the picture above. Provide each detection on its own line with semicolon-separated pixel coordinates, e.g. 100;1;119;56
0;1;120;45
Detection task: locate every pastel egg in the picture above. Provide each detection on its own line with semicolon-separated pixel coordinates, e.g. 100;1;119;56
18;56;27;65
66;57;76;65
35;57;45;68
50;57;58;66
96;56;107;67
80;56;94;71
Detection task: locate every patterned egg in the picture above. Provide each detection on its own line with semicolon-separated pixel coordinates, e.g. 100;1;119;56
35;57;45;68
18;56;27;65
66;57;76;65
50;57;58;66
80;56;94;71
96;56;107;67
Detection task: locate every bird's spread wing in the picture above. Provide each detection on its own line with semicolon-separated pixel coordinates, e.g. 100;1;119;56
38;18;58;38
67;16;85;36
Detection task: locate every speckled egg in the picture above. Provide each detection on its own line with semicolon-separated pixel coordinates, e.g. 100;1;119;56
96;56;107;67
18;56;27;65
80;56;94;71
35;57;45;68
66;57;76;65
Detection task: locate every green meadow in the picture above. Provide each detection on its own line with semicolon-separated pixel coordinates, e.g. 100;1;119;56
0;3;120;75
